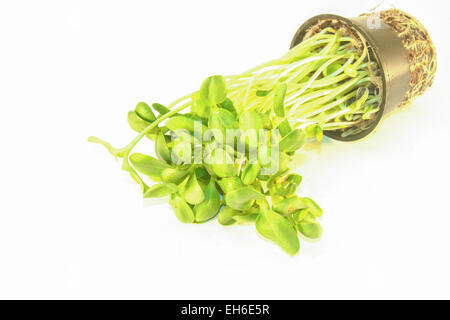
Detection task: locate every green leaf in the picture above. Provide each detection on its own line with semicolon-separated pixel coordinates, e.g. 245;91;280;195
273;196;306;215
169;193;195;223
152;103;171;115
195;167;209;180
261;112;273;130
209;108;239;139
225;187;265;211
232;213;259;224
161;168;189;184
241;162;261;185
314;126;323;142
322;62;342;76
166;116;208;135
130;153;171;180
255;207;300;255
128;111;158;139
269;173;302;197
200;75;227;106
297;222;322;240
239;110;265;149
252;180;265;194
170;131;195;165
143;183;178;198
183;113;209;126
278;119;292;137
194;179;221;223
239;110;264;132
128;111;149;132
155;132;172;164
217;177;244;194
190;92;210;119
135;102;156;122
209;147;237;178
306;124;323;142
293;209;316;223
273;83;287;118
279;129;306;153
179;172;205;205
218;98;237;115
256;89;271;97
266;169;288;189
218;206;239;226
300;197;323;218
257;144;273;168
191;99;211;119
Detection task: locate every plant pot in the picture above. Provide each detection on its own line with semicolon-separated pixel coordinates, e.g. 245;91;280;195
291;13;411;141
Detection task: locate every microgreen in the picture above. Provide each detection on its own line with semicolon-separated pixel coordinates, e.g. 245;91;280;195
194;178;221;223
256;207;300;255
90;25;382;254
169;193;195;224
225;187;265;211
144;183;178;199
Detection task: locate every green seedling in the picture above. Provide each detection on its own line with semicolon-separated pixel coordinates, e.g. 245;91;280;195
90;25;382;254
144;183;178;198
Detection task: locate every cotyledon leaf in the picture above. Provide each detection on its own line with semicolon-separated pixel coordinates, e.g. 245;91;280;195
293;210;316;224
161;168;188;184
218;98;237;115
297;222;322;240
135;102;156;122
128;111;150;132
278;119;292;137
255;207;300;255
130;153;171;180
155;132;172;164
143;183;178;198
314;125;323;142
128;111;159;139
200;75;227;106
178;172;205;205
273;196;306;216
209;147;237;178
239;110;264;132
218;206;240;226
269;173;302;197
256;89;271;97
191;99;210;119
209;108;239;140
194;179;221;223
241;162;261;186
300;197;323;218
169;193;195;224
152;102;174;116
217;177;244;194
279;129;307;153
225;187;265;211
233;213;259;224
166;116;208;135
239;110;265;150
261;112;272;130
273;83;287;118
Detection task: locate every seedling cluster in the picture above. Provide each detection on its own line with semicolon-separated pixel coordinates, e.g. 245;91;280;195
90;26;382;254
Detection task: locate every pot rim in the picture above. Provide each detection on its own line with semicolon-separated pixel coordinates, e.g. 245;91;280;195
290;13;410;142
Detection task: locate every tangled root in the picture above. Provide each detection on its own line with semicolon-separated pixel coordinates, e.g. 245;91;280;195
380;9;437;106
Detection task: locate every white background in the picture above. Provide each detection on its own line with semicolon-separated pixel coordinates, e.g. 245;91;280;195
1;0;449;299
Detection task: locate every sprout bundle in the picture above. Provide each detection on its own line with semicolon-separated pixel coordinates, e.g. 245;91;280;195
89;9;436;254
